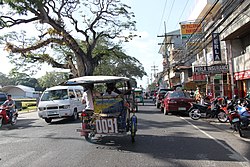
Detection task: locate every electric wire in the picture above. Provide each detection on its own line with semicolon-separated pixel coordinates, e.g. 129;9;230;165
157;0;168;35
165;0;175;31
174;0;191;30
172;0;234;65
183;0;244;63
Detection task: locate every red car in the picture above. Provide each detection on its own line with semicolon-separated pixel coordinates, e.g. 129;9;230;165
161;91;194;115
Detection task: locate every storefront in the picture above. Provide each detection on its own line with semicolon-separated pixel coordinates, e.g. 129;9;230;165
234;70;250;97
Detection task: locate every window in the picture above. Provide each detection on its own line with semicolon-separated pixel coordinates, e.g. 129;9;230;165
41;89;68;101
75;89;83;98
69;89;75;98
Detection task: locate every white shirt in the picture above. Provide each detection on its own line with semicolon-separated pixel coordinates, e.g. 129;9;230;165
82;89;94;110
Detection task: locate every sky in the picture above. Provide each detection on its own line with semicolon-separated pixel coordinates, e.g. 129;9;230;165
0;0;198;89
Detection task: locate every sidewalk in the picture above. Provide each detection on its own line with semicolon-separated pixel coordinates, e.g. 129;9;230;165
18;109;36;114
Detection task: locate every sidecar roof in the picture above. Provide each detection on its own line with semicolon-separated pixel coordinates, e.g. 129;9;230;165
64;76;130;85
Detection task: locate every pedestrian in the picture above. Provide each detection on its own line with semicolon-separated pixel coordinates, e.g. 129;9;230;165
2;94;15;122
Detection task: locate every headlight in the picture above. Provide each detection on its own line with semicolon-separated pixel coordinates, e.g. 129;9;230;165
63;105;70;109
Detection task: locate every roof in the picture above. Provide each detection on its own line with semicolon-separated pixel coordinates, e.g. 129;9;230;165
46;85;83;91
2;85;35;93
65;76;130;85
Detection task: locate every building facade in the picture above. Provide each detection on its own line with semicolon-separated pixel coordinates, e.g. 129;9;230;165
158;0;250;98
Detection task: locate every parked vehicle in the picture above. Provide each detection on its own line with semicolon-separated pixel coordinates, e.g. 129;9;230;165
133;88;144;106
0;92;7;105
0;105;18;128
161;90;194;115
37;85;84;123
155;88;172;108
65;76;137;143
228;99;250;137
189;97;229;122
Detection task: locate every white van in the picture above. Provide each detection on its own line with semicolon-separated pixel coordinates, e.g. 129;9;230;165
37;85;84;123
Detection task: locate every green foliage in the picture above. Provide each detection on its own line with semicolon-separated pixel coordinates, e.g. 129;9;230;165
38;71;69;89
0;0;138;77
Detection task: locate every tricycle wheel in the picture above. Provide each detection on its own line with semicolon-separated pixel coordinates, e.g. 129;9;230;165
130;115;137;143
85;132;96;142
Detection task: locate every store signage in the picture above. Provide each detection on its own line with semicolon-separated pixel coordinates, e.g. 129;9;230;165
234;70;250;80
193;74;206;81
180;22;203;39
212;33;222;61
194;64;229;74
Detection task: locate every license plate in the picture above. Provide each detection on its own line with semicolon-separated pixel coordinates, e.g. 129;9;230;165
96;118;118;134
178;107;186;111
232;118;240;123
48;111;58;115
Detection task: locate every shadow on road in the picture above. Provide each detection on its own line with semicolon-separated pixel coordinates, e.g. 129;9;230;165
93;134;249;165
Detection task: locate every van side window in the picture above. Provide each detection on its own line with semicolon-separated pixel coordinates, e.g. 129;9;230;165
69;89;75;98
75;89;82;98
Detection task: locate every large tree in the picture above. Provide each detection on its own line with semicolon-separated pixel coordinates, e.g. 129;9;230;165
0;0;137;77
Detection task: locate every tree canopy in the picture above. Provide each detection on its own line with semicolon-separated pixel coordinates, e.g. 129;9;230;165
0;0;140;78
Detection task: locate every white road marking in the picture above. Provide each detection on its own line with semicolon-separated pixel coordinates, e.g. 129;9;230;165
180;117;250;166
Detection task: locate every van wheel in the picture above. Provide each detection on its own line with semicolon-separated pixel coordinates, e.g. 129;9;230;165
45;118;52;123
72;110;78;120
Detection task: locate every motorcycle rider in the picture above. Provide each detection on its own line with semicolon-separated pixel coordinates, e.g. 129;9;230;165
2;94;15;123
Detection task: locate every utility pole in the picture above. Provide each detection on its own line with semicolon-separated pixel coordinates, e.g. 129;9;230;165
151;65;158;78
157;21;172;88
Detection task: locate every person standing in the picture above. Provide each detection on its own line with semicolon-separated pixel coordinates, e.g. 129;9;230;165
82;84;94;111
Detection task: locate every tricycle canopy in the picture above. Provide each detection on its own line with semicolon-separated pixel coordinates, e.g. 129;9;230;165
65;76;130;85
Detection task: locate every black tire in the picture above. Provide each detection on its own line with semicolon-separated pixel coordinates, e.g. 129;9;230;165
135;105;138;112
85;132;97;143
45;118;52;123
217;111;228;123
189;109;201;120
11;115;17;125
235;122;243;137
71;110;78;121
131;122;136;143
156;103;160;109
0;117;3;128
163;107;168;115
130;116;137;143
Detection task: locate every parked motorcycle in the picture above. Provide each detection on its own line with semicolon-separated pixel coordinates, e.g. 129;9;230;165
0;106;18;128
189;97;228;123
228;101;250;137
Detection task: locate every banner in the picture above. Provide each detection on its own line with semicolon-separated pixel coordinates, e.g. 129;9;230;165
212;33;222;61
180;22;203;39
194;64;229;74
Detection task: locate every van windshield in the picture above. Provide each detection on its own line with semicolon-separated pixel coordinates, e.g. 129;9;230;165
41;89;68;101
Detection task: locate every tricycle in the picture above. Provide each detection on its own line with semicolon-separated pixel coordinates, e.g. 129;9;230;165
65;76;137;143
133;88;144;107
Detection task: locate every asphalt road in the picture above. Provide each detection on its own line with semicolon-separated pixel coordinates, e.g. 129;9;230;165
0;100;250;167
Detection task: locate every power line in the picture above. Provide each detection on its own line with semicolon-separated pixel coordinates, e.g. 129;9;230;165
157;0;168;35
174;0;190;29
151;65;158;77
175;0;243;65
165;0;175;31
